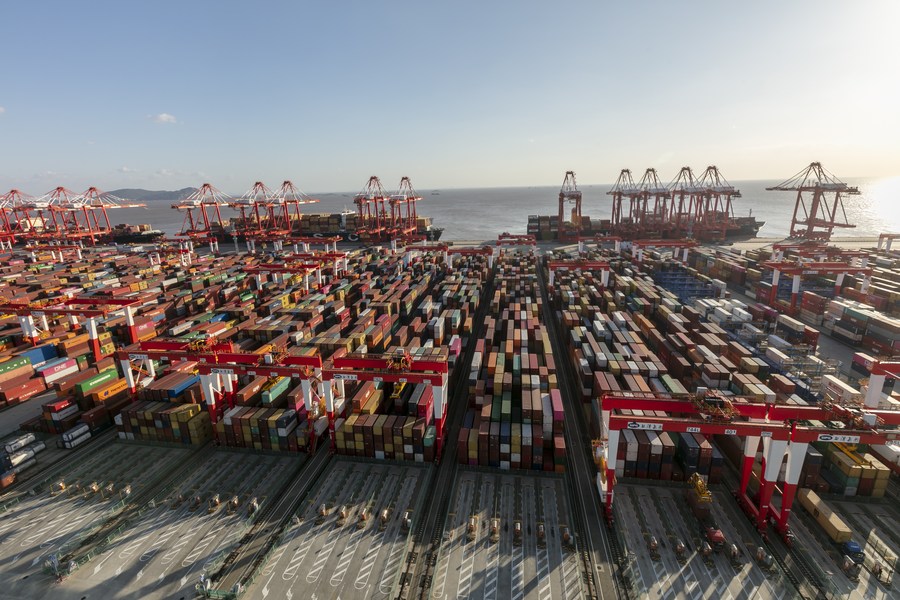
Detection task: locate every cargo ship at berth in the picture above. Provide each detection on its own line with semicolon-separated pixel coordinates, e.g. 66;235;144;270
110;223;165;244
527;212;763;242
223;209;444;243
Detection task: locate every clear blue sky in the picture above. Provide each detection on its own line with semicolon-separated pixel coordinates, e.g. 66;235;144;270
1;1;898;193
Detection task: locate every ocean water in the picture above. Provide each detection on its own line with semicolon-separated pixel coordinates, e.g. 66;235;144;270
107;176;900;241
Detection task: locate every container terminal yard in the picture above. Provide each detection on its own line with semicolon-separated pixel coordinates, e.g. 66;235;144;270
0;165;896;600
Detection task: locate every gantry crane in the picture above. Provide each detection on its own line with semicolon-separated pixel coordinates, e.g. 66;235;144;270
851;353;900;408
354;176;390;242
117;340;324;443
629;238;699;264
759;259;873;308
696;166;741;242
0;296;143;361
877;233;900;253
389;177;421;238
172;183;231;253
767;162;859;241
558;171;583;242
0;189;46;243
228;181;278;252
0;190;25;249
276;180;319;234
546;259;611;287
636;168;672;238
496;233;537;254
597;391;900;537
322;349;449;457
668;167;705;237
33;186;145;245
608;169;641;236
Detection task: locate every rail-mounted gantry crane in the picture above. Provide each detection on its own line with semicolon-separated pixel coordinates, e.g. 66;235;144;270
596;390;900;540
766;162;859;241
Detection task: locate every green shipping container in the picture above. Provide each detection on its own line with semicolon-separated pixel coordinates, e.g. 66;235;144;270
262;377;291;405
0;356;31;375
75;369;119;397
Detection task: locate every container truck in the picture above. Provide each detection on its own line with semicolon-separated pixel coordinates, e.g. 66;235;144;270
797;489;864;581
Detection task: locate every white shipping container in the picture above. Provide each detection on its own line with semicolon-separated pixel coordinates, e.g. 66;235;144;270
44;364;79;385
62;424;90;442
4;433;36;454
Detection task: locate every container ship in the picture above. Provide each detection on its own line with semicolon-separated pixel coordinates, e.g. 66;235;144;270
222;210;443;243
110;223;165;244
526;212;763;242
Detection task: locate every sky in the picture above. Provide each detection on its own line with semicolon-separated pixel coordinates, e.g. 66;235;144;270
1;1;898;194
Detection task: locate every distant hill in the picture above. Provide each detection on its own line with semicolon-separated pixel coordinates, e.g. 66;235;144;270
107;187;198;202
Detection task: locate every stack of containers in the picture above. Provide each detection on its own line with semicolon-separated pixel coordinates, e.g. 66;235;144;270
332;250;488;463
115;401;211;446
457;251;564;472
814;443;892;498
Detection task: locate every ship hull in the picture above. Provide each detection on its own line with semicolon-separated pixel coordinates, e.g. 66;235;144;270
219;228;444;244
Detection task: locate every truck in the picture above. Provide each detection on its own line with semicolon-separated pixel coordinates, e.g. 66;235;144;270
686;473;726;552
797;489;864;581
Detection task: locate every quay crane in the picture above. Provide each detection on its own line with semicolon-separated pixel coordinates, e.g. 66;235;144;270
277;180;319;235
667;167;705;238
557;171;583;242
389;177;421;238
227;181;279;252
767;162;859;241
354;176;390;243
608;169;641;237
172;183;230;253
695;166;741;242
635;168;672;238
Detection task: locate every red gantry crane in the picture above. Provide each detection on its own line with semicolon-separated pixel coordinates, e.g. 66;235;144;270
596;391;900;539
696;166;741;242
853;353;900;408
635;168;672;238
760;259;873;309
354;176;390;242
0;189;26;249
4;190;45;245
228;181;278;252
608;169;641;236
558;171;583;242
668;167;705;237
117;340;327;449
172;183;231;253
322;348;450;458
277;180;319;235
1;296;143;361
36;186;146;246
389;177;421;238
767;162;859;241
